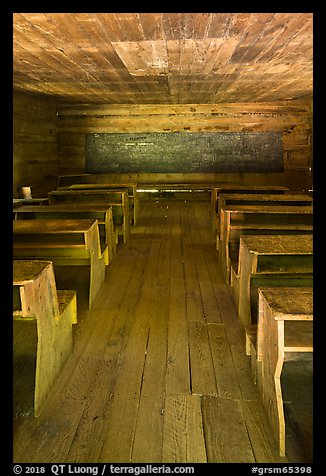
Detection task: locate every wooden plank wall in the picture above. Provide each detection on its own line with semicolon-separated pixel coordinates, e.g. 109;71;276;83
57;101;312;190
13;94;312;196
13;91;58;197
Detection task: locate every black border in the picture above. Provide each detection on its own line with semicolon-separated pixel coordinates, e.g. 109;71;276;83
1;2;14;472
3;1;321;472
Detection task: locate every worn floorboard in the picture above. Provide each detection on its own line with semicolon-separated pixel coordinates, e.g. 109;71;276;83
162;394;207;463
201;395;256;463
13;199;310;464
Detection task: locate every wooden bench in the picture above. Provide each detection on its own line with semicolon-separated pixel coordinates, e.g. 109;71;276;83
64;183;139;226
255;287;313;456
219;204;313;283
211;185;289;232
228;223;313;309
13;260;77;417
13;219;106;310
215;193;313;242
48;189;130;244
13;204;116;266
236;234;313;329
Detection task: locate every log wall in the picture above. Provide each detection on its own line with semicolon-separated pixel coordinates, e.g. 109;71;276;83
57;101;312;190
14;91;58;197
13;96;313;196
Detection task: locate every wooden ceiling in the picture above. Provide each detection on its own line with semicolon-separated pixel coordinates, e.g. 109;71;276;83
13;13;313;105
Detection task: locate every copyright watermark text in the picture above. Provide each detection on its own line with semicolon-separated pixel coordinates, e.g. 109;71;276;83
13;465;195;476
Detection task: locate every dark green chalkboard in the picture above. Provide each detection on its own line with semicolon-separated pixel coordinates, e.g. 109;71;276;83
85;132;283;174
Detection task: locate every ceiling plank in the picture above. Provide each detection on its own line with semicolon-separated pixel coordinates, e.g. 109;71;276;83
13;13;313;105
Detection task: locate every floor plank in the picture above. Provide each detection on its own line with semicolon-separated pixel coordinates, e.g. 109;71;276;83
207;323;242;400
166;207;190;395
201;396;255;463
131;207;171;463
187;205;222;324
131;284;168;462
188;321;217;396
98;240;162;463
162;394;207;463
180;206;206;323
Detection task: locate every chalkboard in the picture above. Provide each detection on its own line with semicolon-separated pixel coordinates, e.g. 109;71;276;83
85;132;283;174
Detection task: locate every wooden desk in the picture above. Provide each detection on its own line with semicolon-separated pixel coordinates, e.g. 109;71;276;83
211;185;289;230
13;260;77;416
237;234;313;328
48;189;130;244
219;204;313;283
218;193;312;213
13;204;116;265
228;223;313;310
66;183;139;226
215;193;313;242
256;287;313;456
13;219;105;309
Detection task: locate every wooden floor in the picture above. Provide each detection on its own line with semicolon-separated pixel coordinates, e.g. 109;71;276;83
13;199;312;464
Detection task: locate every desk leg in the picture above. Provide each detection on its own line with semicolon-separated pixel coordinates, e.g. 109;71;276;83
238;251;257;328
89;254;106;309
260;308;286;456
17;269;74;417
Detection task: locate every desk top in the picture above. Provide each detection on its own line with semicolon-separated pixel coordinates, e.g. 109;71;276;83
259;287;313;320
240;234;313;255
13;198;49;206
218;193;313;203
221;204;313;214
229;223;313;231
67;183;137;190
57;173;91;178
13;260;53;284
49;189;127;196
212;185;289;192
13;219;97;233
14;204;112;213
